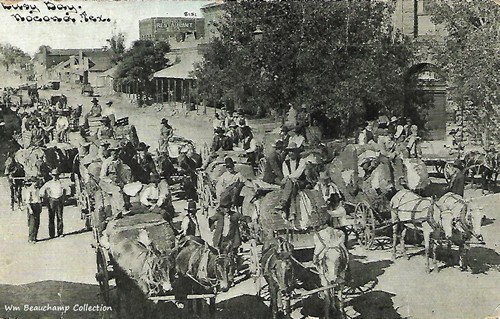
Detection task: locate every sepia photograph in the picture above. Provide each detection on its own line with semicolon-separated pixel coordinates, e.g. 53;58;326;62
0;0;499;318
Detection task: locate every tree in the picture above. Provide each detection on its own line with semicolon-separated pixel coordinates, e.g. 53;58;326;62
193;1;425;137
429;0;500;146
107;33;126;63
114;40;171;106
0;43;30;71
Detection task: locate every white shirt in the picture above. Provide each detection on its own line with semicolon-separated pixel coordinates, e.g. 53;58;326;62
282;157;308;179
56;116;69;131
40;179;64;199
23;184;41;204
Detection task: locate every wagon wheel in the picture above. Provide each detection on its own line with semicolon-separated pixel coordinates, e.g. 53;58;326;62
256;157;266;177
95;247;111;305
355;202;376;249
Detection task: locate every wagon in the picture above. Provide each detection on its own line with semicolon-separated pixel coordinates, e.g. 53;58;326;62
92;212;219;319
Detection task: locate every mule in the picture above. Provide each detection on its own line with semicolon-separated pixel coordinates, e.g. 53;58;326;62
390;189;454;273
261;236;294;319
172;236;235;293
313;227;349;319
437;192;484;270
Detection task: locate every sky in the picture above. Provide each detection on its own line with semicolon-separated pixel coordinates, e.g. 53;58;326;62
0;0;214;55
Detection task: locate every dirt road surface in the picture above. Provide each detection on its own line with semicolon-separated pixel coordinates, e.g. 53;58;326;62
1;81;500;319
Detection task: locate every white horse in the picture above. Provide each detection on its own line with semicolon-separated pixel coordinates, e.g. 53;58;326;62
313;227;349;319
436;192;484;270
390;189;454;273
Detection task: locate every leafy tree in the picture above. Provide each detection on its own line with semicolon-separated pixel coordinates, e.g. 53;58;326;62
114;40;170;106
429;0;500;145
0;43;30;71
194;1;425;137
107;33;126;63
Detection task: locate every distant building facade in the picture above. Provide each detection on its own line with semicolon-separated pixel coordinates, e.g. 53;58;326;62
139;17;205;43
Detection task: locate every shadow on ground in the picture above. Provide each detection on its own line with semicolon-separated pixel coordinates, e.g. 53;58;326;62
468;247;500;274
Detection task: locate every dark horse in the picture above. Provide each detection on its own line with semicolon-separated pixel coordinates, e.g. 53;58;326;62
463;150;500;189
261;236;295;319
5;154;25;210
171;236;235;317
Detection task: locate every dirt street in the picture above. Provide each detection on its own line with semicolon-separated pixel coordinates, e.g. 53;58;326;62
1;81;500;319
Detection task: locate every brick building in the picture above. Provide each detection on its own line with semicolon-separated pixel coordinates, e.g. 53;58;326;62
139;17;205;43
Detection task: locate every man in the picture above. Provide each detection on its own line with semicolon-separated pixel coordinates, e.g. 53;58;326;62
159;118;173;154
101;100;116;126
237;125;257;166
446;159;465;196
139;174;175;219
100;144;126;216
358;121;375;145
314;171;344;210
88;97;102;117
405;125;422;158
97;117;114;140
216;157;246;208
280;125;290;148
276;142;309;214
209;205;243;254
131;142;158;183
181;200;201;237
55;111;70;143
262;140;285;185
287;125;306;150
40;169;66;238
212;113;224;130
211;127;232;152
23;177;42;243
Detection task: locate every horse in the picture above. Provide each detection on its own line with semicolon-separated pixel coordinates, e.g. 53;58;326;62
463;150;500;189
172;236;235;293
437;192;484;270
261;236;295;319
390;189;454;273
5;155;25;210
156;152;178;184
313;227;349;319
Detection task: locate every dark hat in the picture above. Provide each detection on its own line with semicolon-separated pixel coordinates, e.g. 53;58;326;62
186;200;199;212
452;159;463;169
100;116;111;123
224;157;235;168
237;109;244;115
215;127;224;134
272;140;285;149
105;101;113;105
281;125;289;133
91;97;99;103
161;118;168;124
137;142;149;151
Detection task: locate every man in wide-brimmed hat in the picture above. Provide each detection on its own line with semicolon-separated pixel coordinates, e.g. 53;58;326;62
131;142;158;184
275;142;310;215
159;118;173;154
262;140;286;185
216;157;246;207
100;143;127;216
97;116;114;140
287;124;306;150
40;168;66;238
89;97;102;117
181;200;201;237
22;177;42;243
445;159;465;196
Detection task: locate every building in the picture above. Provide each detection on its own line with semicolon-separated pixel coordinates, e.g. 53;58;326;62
139;17;205;43
153;49;203;105
393;0;449;140
33;47;114;86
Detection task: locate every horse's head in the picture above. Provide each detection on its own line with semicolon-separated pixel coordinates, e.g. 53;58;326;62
313;228;348;288
438;208;454;239
215;253;235;292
